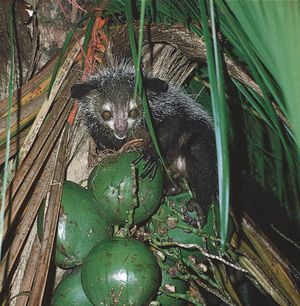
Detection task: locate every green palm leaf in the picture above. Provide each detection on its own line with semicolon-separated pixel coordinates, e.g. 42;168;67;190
199;0;230;246
218;0;300;221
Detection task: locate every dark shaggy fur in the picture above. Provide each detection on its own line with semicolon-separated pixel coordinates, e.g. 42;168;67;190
71;62;217;225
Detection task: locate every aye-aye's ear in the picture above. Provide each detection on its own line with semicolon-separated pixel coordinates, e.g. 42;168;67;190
144;77;169;93
70;83;97;99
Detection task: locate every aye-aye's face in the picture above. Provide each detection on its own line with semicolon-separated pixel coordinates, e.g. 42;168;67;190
79;81;143;140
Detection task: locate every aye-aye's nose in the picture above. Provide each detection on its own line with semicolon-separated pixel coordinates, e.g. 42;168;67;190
114;119;128;140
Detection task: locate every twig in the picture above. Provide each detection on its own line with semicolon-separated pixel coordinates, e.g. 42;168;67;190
152;238;248;274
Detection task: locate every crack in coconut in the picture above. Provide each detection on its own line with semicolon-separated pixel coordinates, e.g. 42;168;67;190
117;180;125;204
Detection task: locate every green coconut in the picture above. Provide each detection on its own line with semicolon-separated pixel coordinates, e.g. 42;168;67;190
38;181;113;269
51;267;92;306
81;237;161;306
88;151;164;225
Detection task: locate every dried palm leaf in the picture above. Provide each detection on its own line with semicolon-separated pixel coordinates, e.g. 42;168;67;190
28;127;68;306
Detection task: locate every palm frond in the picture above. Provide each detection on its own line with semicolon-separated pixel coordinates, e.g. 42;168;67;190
199;0;230;246
0;0;15;257
217;0;300;221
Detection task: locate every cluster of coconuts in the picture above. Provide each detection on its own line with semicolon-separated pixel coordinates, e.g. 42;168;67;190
39;151;191;305
39;151;232;305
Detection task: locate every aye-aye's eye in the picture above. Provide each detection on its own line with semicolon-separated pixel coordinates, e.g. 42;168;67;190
101;110;112;121
129;108;140;118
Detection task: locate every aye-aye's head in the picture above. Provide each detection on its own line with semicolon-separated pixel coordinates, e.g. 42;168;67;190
71;63;168;142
